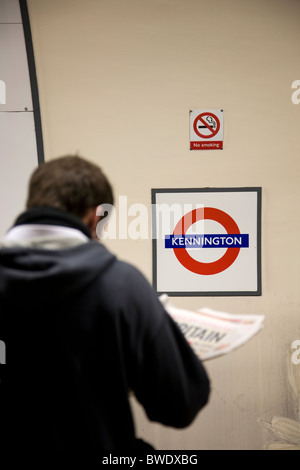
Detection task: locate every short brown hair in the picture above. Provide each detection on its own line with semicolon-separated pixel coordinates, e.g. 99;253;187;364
26;155;114;218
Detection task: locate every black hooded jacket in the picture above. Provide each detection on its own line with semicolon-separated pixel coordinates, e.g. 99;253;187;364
0;207;210;461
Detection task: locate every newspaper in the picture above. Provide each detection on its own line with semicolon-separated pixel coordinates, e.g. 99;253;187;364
159;294;265;360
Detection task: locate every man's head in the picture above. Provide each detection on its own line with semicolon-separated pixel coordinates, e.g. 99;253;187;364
26;155;114;237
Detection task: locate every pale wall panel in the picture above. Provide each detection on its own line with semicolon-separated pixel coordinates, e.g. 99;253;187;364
26;0;300;450
0;0;22;22
0;23;33;111
0;112;38;233
0;0;39;238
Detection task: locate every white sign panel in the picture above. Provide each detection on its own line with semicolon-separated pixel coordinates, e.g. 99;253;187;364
0;112;40;231
190;109;223;150
0;0;43;237
0;22;32;111
152;188;261;296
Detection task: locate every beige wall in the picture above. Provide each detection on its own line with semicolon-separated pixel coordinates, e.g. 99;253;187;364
26;0;300;450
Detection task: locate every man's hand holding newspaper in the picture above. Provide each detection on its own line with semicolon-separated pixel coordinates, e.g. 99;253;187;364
160;294;265;360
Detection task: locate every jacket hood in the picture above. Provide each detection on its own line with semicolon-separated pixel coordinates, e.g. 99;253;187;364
0;241;115;301
0;242;116;303
0;207;116;304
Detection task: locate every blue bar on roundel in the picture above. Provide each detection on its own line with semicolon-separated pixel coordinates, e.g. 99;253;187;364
164;234;249;248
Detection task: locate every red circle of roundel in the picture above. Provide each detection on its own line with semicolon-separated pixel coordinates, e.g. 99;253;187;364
193;112;220;139
173;207;240;275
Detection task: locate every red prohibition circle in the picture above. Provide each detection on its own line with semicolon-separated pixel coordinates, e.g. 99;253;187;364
193;112;220;139
173;207;240;275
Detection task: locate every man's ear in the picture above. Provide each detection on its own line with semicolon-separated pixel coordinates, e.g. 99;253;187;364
82;207;99;240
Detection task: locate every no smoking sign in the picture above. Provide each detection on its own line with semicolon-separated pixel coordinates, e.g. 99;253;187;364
190;109;223;150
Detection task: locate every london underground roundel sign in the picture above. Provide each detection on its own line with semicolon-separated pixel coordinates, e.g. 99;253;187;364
152;187;261;296
172;207;241;275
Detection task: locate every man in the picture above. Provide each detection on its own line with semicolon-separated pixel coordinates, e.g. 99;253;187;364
0;155;210;461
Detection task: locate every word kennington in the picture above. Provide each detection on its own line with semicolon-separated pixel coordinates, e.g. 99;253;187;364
165;234;249;248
